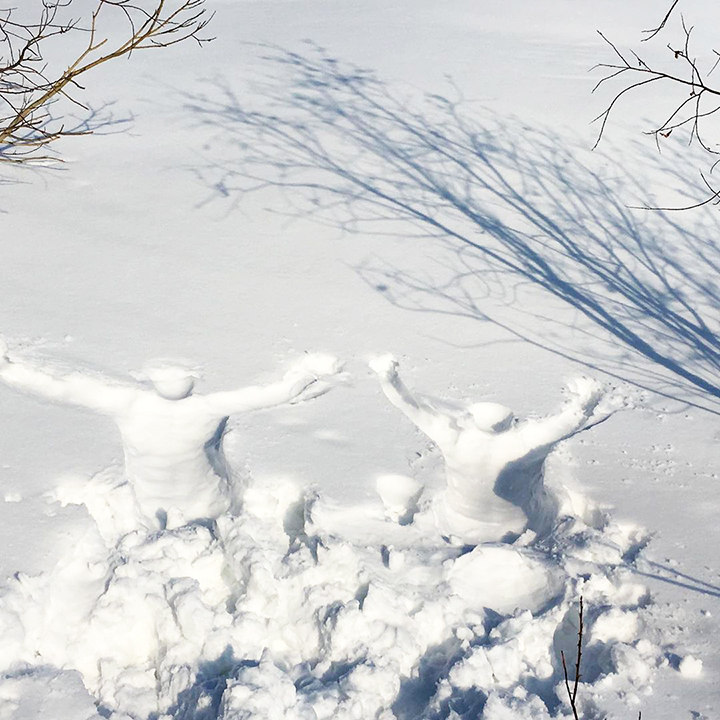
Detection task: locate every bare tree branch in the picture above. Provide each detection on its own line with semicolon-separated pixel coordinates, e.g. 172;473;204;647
0;0;214;163
594;3;720;208
642;0;681;42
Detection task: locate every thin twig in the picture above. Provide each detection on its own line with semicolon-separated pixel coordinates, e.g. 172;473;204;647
573;597;583;705
642;0;681;42
560;650;580;720
561;596;583;720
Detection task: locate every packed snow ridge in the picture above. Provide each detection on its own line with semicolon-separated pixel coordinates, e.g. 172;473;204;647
0;341;695;719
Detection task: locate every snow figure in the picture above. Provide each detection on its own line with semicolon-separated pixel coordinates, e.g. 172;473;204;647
369;355;615;545
0;337;342;530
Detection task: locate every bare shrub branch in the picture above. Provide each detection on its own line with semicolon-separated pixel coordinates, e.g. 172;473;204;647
0;0;214;163
561;597;583;720
642;0;680;42
594;2;720;208
562;598;643;720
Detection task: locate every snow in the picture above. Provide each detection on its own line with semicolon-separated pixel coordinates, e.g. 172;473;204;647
679;656;703;679
0;0;719;718
0;467;670;718
375;474;423;524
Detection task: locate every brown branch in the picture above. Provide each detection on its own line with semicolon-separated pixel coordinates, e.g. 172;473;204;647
561;596;583;719
562;598;646;719
560;651;579;719
572;597;583;705
0;0;214;163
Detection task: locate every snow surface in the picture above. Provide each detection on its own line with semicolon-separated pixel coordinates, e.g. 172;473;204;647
0;0;718;718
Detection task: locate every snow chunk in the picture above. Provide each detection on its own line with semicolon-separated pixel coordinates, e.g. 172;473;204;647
295;353;343;377
446;546;565;614
679;655;703;678
483;691;553;720
0;667;102;720
591;608;639;645
220;659;316;720
375;473;423;524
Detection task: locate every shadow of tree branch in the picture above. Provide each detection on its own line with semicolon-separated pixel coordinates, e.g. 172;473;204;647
182;44;719;413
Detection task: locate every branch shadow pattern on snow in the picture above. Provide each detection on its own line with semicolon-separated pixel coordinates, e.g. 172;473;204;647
183;46;719;413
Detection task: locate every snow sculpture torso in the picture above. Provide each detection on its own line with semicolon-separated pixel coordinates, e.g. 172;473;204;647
114;393;233;525
438;429;532;543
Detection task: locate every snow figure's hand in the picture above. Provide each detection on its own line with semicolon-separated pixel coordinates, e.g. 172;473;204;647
565;376;604;415
369;354;398;379
294;353;343;379
286;354;344;404
592;385;634;420
289;379;333;404
0;336;9;367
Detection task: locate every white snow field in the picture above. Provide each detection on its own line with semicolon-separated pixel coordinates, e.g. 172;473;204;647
0;1;718;719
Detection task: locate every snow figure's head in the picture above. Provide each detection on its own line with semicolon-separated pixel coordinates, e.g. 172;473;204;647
141;362;200;401
465;402;514;433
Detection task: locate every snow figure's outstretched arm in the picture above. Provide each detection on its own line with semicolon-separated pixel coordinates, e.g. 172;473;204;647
203;354;343;417
514;377;606;451
0;339;133;414
370;355;458;446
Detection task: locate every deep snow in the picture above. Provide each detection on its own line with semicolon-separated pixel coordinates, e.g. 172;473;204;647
0;0;718;718
0;415;675;719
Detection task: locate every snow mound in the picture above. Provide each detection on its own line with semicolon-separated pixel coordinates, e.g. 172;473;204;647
679;655;703;679
446;546;565;615
0;468;693;719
